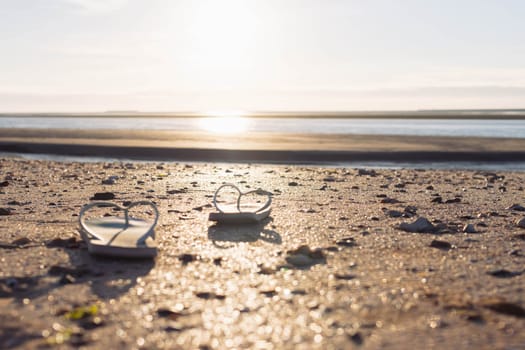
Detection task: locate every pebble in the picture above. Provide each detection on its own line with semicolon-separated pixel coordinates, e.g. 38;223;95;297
285;245;326;268
507;204;525;211
0;208;12;216
336;237;357;247
462;224;477;233
288;181;299;186
0;181;9;187
430;240;452;250
385;209;403;218
381;197;401;204
179;254;198;265
516;218;525;228
357;169;377;176
399;217;436;233
90;192;116;200
487;269;522;278
101;176;118;185
195;292;225;300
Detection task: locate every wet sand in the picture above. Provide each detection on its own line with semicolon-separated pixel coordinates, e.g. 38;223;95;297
0;158;524;349
2;128;525;163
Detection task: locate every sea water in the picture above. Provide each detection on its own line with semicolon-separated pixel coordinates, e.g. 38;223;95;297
1;116;525;138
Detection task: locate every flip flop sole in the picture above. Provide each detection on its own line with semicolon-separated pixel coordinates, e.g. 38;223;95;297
81;217;157;258
208;209;271;224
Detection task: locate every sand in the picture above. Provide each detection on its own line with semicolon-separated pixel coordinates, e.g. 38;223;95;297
2;128;525;163
1;157;524;349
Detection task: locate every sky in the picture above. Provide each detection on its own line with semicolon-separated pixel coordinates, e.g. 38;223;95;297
1;0;525;112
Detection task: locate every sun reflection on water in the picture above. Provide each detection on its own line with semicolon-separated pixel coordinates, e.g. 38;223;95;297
197;111;251;134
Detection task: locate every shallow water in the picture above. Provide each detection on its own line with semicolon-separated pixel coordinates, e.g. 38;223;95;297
1;116;525;138
3;152;525;171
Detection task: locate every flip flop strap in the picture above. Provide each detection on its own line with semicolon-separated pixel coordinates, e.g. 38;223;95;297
79;201;159;244
213;183;272;214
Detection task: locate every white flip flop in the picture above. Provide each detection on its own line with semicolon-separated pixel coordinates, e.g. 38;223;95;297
79;201;159;258
209;183;272;224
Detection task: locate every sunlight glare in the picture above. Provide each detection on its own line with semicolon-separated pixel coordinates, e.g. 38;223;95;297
197;111;251;134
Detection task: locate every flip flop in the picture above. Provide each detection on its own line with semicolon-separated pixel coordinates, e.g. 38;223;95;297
78;201;159;258
209;183;272;224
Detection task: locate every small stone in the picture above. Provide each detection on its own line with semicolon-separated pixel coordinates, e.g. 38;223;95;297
430;240;452;250
336;237;357;247
101;176;118;185
90;192;115;200
195;292;225;300
285;245;326;268
334;274;356;280
0;181;9;187
516;218;525;229
507;204;525;211
462;224;477;233
381;197;401;204
487;269;522;278
288;181;299;186
445;197;461;204
357;169;377;176
399;217;436;233
179;254;198;265
348;332;364;345
157;308;185;320
59;274;76;285
11;237;31;246
431;197;443;203
0;208;12;216
385;209;403;218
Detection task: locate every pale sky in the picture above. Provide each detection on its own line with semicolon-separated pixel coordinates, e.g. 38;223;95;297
1;0;525;112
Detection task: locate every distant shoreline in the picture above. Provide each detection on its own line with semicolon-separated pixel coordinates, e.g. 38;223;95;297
2;109;525;119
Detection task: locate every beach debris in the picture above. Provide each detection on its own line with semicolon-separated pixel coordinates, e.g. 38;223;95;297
508;204;525;211
398;217;436;233
285;245;326;268
430;240;452;250
487;269;522;278
90;192;115;200
101;175;118;185
462;224;477;233
516;218;525;229
336;237;357;247
0;208;12;216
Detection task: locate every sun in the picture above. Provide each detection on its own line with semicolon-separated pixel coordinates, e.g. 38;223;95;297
197;110;251;134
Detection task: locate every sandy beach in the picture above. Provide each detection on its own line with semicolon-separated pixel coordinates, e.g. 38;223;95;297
1;157;524;349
